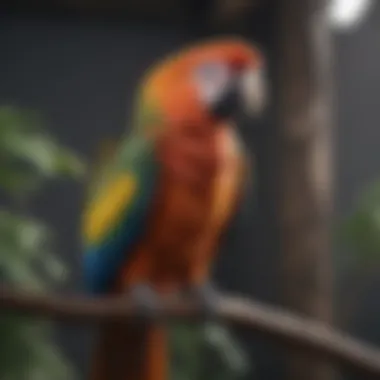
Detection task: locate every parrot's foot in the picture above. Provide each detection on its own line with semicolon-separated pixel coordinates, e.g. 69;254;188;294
187;282;220;318
129;283;162;322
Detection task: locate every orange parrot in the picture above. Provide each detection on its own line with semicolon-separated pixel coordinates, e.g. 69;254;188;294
82;37;266;380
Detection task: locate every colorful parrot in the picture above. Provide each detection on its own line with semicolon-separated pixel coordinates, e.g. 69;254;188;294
82;37;266;380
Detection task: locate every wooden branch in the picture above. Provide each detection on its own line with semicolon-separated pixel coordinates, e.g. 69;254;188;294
1;287;380;377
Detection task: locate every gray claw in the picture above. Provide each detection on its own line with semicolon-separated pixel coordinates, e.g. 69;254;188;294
129;283;162;321
188;282;220;318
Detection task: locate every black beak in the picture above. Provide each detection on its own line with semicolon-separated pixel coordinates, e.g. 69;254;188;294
210;79;240;120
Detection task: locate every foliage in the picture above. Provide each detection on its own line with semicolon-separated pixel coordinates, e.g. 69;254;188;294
0;106;85;380
169;322;251;380
338;181;380;268
335;180;380;328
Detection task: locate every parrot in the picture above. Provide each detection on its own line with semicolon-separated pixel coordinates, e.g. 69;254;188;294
82;36;266;380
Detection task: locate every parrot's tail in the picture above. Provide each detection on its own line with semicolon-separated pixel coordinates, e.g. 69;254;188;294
88;322;167;380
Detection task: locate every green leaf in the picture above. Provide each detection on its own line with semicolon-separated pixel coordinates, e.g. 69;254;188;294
338;181;380;267
0;106;43;135
0;106;86;186
3;132;85;179
54;149;86;178
3;257;45;291
204;323;250;375
0;164;43;198
42;253;68;283
0;317;76;380
0;211;50;259
169;322;250;380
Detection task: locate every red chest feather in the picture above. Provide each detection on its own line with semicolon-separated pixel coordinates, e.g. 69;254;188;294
149;120;219;254
118;121;244;289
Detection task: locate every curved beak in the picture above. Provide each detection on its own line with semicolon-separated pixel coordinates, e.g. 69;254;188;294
210;78;240;119
239;66;267;117
209;66;267;120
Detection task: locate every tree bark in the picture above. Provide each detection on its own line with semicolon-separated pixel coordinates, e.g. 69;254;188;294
277;1;335;380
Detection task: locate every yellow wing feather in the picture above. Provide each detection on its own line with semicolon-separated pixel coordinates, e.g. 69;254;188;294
82;173;137;245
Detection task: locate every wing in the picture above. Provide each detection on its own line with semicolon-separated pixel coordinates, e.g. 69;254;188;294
82;135;158;294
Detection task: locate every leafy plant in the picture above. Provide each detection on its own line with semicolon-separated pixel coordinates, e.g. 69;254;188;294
335;180;380;328
0;106;85;380
169;321;251;380
338;181;380;267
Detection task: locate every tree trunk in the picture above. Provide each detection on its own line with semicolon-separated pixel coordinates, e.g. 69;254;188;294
277;1;335;380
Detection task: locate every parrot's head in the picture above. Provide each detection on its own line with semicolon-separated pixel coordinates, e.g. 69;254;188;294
136;37;266;129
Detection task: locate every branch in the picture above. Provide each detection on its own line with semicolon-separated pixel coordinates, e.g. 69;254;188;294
1;287;380;377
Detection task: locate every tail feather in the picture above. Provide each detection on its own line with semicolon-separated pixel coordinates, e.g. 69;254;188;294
88;322;167;380
145;326;167;380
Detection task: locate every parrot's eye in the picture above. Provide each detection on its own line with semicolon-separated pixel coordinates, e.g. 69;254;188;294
193;62;231;106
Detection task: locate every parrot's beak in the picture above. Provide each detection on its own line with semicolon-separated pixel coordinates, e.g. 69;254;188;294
239;67;267;117
210;80;240;119
209;66;267;120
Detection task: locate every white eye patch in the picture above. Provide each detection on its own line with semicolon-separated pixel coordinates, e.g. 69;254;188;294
193;62;231;106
